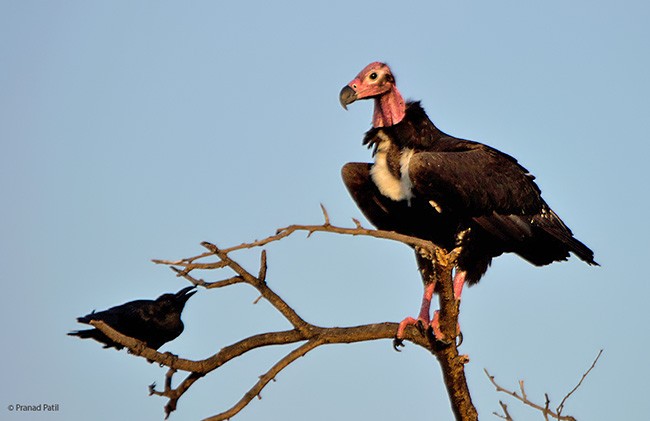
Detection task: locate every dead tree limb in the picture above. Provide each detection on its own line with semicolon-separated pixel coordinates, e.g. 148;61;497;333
420;254;477;420
75;204;604;420
556;349;603;417
92;210;472;419
485;349;603;420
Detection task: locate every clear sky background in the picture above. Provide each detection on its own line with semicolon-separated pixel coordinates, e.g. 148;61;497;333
1;1;648;420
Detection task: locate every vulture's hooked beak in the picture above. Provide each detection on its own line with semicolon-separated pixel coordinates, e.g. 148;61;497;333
339;85;358;110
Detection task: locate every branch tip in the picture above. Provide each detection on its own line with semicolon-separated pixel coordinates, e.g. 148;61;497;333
201;241;218;253
319;203;330;225
556;349;603;416
258;250;268;281
485;350;599;421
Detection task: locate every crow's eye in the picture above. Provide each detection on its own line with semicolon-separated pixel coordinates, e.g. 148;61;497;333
369;72;378;80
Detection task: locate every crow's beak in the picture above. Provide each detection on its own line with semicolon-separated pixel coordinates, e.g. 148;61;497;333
339;85;357;110
176;286;197;301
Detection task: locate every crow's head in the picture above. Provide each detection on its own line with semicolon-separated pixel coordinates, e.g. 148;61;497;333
157;286;197;311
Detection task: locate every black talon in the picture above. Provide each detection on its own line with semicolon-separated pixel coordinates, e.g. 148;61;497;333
415;320;428;337
456;331;464;347
392;337;405;351
425;327;453;349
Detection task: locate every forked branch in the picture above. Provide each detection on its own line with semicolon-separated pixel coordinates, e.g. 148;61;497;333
485;349;603;420
86;207;602;421
91;210;464;420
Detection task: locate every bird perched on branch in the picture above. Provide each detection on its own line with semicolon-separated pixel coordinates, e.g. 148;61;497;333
339;62;597;343
69;286;196;350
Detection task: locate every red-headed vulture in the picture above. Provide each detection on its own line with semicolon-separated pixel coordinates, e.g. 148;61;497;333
340;62;597;345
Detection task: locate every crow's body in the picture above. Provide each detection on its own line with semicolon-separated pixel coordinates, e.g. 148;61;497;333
69;286;196;350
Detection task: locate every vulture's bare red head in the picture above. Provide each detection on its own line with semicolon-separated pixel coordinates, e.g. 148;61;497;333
340;62;406;127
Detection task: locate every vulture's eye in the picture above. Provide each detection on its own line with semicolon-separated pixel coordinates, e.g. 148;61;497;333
369;72;378;80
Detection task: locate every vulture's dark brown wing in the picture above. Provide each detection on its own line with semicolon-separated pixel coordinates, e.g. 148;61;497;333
408;143;543;216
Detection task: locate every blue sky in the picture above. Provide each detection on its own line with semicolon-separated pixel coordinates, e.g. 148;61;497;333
1;1;649;420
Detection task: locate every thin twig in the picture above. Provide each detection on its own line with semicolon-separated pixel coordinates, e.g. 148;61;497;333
200;241;313;334
202;276;246;289
204;339;324;421
169;266;206;286
556;349;603;416
153;372;205;419
320;203;331;225
170;265;245;289
152;217;450;269
519;380;527;402
496;400;514;420
484;368;579;421
258;250;267;282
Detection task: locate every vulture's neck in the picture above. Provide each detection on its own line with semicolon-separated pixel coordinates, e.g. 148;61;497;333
372;86;406;127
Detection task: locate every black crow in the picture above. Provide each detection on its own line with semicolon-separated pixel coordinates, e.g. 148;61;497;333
69;286;196;350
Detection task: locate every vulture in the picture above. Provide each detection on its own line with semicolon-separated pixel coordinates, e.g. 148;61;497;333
339;62;597;342
69;286;196;350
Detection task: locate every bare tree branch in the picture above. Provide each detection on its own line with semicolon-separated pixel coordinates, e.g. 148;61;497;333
485;349;603;421
72;200;602;421
421;253;476;420
92;213;464;420
131;214;455;419
204;339;324;421
319;202;331;225
151;217;457;268
485;368;575;420
493;400;514;420
92;318;434;419
85;209;602;420
198;242;313;335
556;349;603;417
90;210;503;420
